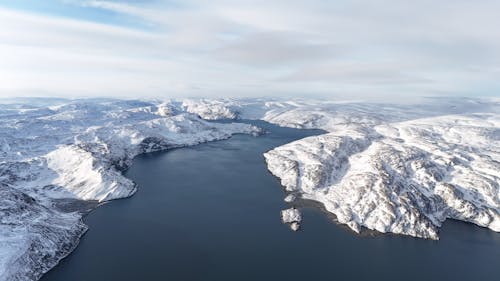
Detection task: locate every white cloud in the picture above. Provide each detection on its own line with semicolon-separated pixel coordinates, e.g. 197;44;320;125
0;0;499;99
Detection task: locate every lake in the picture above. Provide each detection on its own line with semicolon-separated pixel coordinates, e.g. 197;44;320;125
42;120;500;281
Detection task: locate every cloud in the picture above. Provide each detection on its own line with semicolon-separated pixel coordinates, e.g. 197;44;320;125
279;62;435;85
215;32;338;65
0;0;499;99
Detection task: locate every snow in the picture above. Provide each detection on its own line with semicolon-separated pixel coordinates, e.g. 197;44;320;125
182;99;240;120
290;222;300;231
183;97;500;240
261;101;500;239
0;98;260;281
281;208;302;223
284;194;297;203
281;208;302;231
1;96;500;280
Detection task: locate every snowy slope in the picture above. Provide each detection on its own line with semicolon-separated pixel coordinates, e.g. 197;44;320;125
1;96;499;280
0;99;260;281
183;97;500;239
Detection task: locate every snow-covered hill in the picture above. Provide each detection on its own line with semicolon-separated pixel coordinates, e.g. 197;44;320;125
182;97;500;239
1;96;499;280
0;99;259;281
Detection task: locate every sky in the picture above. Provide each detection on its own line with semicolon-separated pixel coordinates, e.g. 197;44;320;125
0;0;499;100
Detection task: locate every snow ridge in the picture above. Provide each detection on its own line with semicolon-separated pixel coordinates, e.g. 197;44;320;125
0;99;260;281
1;96;499;280
184;97;500;239
264;106;500;239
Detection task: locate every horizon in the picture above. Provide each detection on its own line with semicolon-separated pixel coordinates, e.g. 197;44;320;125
1;1;499;100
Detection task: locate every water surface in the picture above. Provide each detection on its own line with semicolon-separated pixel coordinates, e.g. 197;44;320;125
42;121;500;281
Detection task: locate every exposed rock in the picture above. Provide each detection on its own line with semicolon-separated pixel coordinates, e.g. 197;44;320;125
281;208;302;231
0;99;260;281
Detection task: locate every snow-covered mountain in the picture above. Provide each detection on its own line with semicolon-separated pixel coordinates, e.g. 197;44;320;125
0;99;259;281
182;97;500;239
1;97;499;280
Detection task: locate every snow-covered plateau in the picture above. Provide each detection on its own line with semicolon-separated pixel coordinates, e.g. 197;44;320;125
1;97;499;280
0;98;259;281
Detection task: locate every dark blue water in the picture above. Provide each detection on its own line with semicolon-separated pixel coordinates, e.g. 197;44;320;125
42;121;500;281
